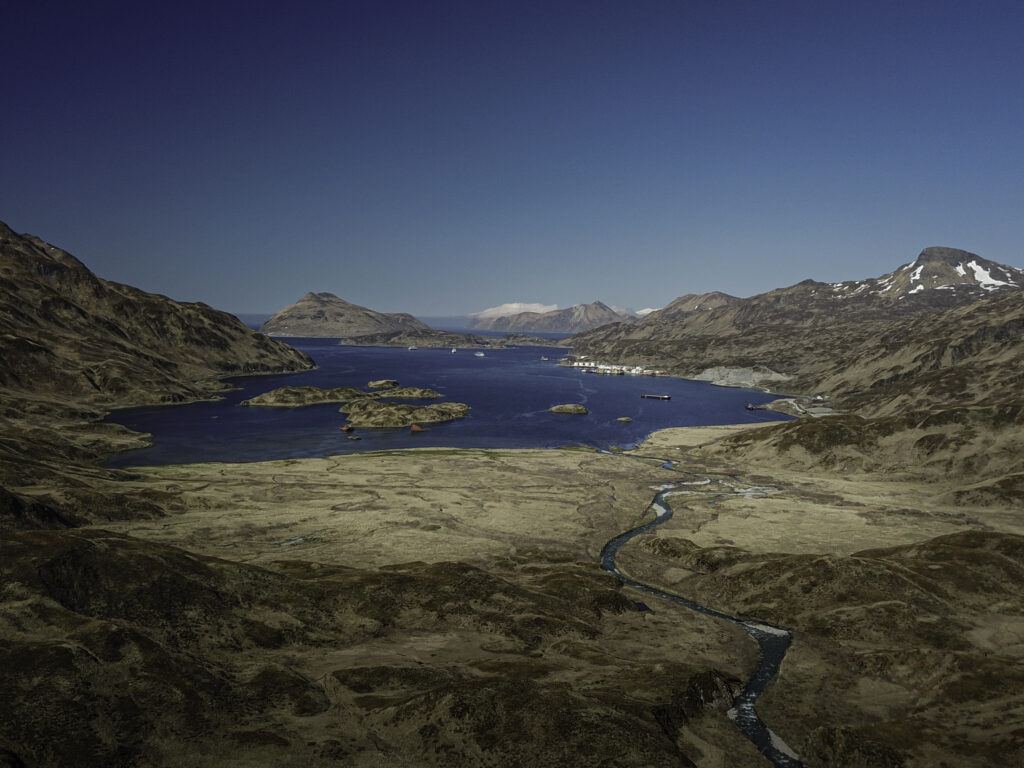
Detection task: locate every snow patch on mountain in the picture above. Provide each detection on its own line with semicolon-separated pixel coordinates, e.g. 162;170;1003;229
967;261;1015;290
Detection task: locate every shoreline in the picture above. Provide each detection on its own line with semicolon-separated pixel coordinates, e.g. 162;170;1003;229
92;420;1019;565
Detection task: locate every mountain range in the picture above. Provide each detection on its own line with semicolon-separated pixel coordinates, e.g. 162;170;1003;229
468;301;633;333
569;247;1024;414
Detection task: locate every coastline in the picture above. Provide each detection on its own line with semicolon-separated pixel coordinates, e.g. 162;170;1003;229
94;421;1017;568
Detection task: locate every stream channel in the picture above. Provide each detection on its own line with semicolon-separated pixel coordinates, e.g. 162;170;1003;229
599;457;805;767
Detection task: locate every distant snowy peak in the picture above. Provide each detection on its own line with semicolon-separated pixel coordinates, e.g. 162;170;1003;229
830;247;1023;301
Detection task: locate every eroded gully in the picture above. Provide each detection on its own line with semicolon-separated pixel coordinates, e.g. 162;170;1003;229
598;458;804;767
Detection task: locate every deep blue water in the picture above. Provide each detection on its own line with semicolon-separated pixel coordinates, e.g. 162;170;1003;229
103;339;792;466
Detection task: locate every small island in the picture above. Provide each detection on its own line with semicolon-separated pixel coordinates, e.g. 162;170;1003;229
239;386;372;407
340;399;471;427
241;384;443;407
548;404;589;415
375;386;442;399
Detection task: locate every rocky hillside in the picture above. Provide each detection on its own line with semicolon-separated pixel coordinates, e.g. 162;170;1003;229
261;292;431;337
0;221;315;525
472;301;632;333
0;528;710;768
570;247;1024;413
642;291;741;322
0;221;313;408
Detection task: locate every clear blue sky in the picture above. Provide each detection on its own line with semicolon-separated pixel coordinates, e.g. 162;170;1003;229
3;0;1022;316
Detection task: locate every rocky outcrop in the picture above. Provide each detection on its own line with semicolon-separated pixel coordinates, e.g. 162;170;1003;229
261;292;431;338
240;386;372;407
368;379;399;389
241;385;442;408
549;404;589;415
378;387;442;399
0;527;693;768
340;399;470;427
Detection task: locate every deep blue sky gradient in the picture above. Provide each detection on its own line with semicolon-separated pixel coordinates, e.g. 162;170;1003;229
3;0;1022;315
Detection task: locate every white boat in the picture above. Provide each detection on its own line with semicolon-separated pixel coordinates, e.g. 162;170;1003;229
474;351;485;357
451;348;457;353
408;346;418;350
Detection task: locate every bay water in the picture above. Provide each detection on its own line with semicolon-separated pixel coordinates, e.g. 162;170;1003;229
103;338;792;466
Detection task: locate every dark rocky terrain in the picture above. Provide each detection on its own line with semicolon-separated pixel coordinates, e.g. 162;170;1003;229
261;291;432;337
548;403;589;415
238;383;466;427
471;301;632;333
239;385;376;407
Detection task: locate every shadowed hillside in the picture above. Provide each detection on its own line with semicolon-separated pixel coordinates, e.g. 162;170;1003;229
0;221;313;407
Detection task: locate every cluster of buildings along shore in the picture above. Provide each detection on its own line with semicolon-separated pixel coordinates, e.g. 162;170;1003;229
560;357;671;376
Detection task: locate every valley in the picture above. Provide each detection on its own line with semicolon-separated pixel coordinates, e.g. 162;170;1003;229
2;223;1023;766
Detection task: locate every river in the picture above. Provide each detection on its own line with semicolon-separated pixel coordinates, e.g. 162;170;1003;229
600;459;804;767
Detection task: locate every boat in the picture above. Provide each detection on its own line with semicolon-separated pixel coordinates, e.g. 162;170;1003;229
410;423;426;433
339;425;354;432
474;351;485;357
408;346;418;350
540;356;549;361
640;394;671;400
451;348;457;353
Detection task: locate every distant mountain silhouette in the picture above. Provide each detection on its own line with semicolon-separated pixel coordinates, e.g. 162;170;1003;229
261;292;432;337
470;301;633;333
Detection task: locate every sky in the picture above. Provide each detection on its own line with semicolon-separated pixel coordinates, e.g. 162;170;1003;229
3;0;1023;317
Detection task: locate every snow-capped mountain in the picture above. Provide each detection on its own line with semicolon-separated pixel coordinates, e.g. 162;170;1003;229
830;247;1023;302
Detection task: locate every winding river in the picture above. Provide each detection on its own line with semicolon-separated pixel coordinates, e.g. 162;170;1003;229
599;464;804;767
